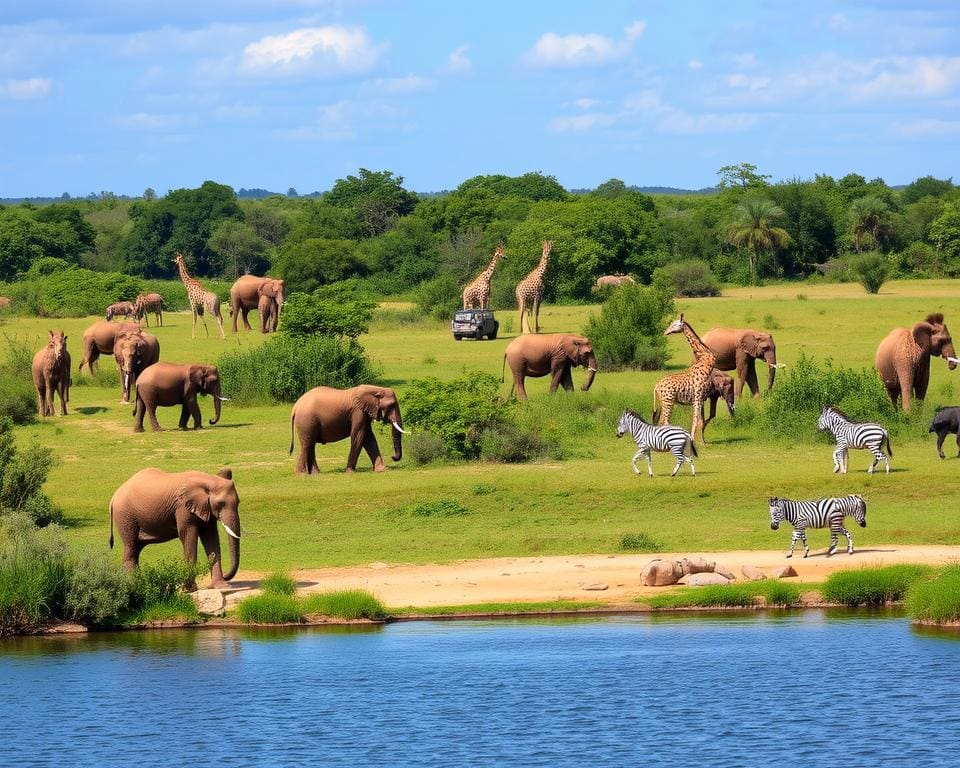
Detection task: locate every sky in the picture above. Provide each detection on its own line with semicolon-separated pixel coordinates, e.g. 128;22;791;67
1;0;959;197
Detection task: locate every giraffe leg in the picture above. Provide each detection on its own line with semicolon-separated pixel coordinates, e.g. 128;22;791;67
533;297;541;333
191;309;198;339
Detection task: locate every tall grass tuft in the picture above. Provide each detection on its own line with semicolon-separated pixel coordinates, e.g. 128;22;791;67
906;564;960;624
618;532;663;552
0;336;38;424
0;514;67;635
821;564;933;606
260;571;297;596
300;589;386;620
237;593;303;624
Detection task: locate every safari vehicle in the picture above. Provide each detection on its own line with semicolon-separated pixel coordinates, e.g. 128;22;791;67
452;309;500;340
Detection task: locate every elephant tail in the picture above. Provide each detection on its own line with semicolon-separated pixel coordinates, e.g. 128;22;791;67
289;407;296;455
884;433;893;458
501;353;506;383
688;437;699;458
108;500;114;549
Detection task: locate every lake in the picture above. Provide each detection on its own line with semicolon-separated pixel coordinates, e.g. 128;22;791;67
1;611;958;767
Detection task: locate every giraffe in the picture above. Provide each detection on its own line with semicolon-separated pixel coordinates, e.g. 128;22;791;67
516;240;552;334
173;252;225;339
653;313;717;444
462;244;505;310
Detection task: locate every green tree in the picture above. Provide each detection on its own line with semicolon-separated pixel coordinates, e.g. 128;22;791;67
768;179;837;273
717;162;770;191
207;220;269;278
901;175;954;205
456;172;568;202
724;196;792;282
325;169;418;236
848;195;893;252
592;178;629;198
274;238;367;293
930;201;960;262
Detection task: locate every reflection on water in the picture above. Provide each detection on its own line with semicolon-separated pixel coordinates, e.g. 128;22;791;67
1;612;959;767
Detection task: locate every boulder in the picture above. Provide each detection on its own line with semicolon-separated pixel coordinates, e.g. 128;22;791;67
771;565;798;579
641;559;686;586
714;565;736;581
682;557;716;575
191;589;226;616
741;565;767;582
582;582;609;591
685;572;732;586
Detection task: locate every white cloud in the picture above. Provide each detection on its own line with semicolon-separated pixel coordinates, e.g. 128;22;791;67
116;112;188;131
447;45;472;74
361;75;435;94
732;52;758;68
240;26;384;76
550;113;615;132
688;59;703;71
526;21;646;68
854;56;960;99
1;77;52;100
894;118;960;137
726;73;771;92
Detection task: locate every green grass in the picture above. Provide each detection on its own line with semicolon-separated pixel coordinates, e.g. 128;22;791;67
618;532;664;552
3;280;960;574
389;600;607;617
236;593;303;624
259;571;297;596
639;580;803;609
906;564;960;623
122;594;200;625
821;564;934;606
300;589;386;620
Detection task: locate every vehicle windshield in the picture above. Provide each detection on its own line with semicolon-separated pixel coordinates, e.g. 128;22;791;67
454;312;474;321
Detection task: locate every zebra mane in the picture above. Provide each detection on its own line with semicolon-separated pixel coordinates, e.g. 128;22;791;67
623;408;649;423
824;405;850;421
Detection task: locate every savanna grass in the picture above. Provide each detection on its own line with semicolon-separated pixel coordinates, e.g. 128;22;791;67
259;571;297;596
821;564;933;606
300;589;386;620
389;600;605;617
640;580;802;609
905;564;960;623
237;593;303;624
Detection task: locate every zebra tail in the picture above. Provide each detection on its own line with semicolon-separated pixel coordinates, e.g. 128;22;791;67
688;437;698;458
885;433;893;457
652;407;660;423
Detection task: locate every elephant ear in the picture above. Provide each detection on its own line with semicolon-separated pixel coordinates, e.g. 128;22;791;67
179;483;212;523
217;467;233;480
258;282;277;299
188;365;205;389
913;322;934;352
353;390;382;420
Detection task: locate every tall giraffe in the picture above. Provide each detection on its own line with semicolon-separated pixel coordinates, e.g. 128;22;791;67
516;240;552;334
173;252;225;339
654;313;717;444
462;244;505;310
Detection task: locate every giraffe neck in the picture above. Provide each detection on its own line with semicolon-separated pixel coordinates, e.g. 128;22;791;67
682;323;713;361
480;255;499;282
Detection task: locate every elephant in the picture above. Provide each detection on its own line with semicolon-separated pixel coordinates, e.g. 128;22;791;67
503;333;597;401
133;362;225;432
929;406;960;459
875;313;957;411
290;385;406;474
32;330;71;417
230;275;286;333
105;301;136;321
78;320;141;374
109;466;241;589
701;328;779;400
114;328;160;403
258;294;278;334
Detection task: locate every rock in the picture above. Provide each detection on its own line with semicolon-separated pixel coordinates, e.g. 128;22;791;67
682;557;716;575
741;565;767;581
191;589;226;616
582;582;609;591
715;565;736;581
685;572;732;586
641;559;686;586
771;565;798;579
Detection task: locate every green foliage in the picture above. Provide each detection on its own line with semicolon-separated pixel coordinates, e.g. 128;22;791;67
407;431;448;465
0;337;38;425
900;175;954;204
128;558;199;610
655;259;721;297
274;237;367;292
479;422;551;463
641;580;802;609
617;532;663;552
0;206;93;281
218;335;377;405
415;274;461;321
0;419;61;526
456;172;569;202
584;280;675;370
822;564;933;606
0;515;67;636
906;564;960;623
64;552;132;625
849;251;890;293
300;589;386;620
280;291;375;338
325;169;418;237
237;593;303;624
403;372;509;459
398;499;471;518
207;219;269;279
3;260;143;317
124;593;200;624
260;571;297;596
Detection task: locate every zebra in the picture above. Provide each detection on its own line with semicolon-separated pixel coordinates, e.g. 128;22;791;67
616;409;698;477
816;406;893;474
768;494;868;558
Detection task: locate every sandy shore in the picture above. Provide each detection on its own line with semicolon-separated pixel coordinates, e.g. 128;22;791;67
223;545;960;608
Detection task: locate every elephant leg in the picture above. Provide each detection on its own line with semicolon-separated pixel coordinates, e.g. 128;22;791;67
146;403;162;432
884;382;900;407
559;366;574;392
363;426;387;472
231;303;239;333
898;371;913;411
198;525;227;588
744;360;760;398
178;526;200;591
955;431;960;458
295;432;320;475
514;373;528;401
58;379;68;415
548;366;565;394
178;403;191;430
242;307;253;331
189;398;203;429
346;423;366;472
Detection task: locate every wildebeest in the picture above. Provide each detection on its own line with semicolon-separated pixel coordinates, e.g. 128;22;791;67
929;406;960;458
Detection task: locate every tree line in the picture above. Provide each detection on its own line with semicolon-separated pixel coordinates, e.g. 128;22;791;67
1;165;958;302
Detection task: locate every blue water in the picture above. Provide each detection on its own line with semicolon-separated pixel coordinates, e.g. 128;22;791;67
1;611;958;767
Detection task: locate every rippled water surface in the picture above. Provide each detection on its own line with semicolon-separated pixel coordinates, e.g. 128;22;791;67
2;611;959;767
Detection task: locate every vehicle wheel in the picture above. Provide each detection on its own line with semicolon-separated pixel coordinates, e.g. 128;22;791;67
489;322;499;340
474;328;484;341
454;334;462;341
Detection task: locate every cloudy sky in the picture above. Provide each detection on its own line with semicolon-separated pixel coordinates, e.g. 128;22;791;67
1;0;959;196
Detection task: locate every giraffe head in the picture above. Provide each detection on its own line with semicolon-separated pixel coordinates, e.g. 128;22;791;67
664;313;686;336
493;244;505;263
541;240;553;260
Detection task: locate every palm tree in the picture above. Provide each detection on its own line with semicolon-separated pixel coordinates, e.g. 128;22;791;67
848;195;893;252
725;197;792;282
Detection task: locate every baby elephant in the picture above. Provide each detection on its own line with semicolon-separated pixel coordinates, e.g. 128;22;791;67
929;406;960;458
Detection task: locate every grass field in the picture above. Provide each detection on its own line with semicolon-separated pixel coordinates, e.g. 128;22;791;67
4;279;960;572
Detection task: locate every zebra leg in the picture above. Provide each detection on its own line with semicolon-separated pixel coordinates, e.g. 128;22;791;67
645;450;654;477
832;446;843;473
671;450;683;477
841;448;849;474
800;530;809;558
828;530;839;556
867;448;879;474
841;526;854;554
787;529;800;558
631;448;643;475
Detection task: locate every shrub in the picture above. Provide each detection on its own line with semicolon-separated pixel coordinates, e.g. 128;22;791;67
642;580;801;609
583;281;675;371
280;290;375;338
218;336;377;405
0;419;62;526
479;422;550;463
618;532;663;552
237;593;303;624
403;372;510;459
64;552;132;625
128;558;198;610
0;337;37;425
4;260;144;317
906;564;960;623
260;571;297;596
654;259;721;297
406;431;448;465
300;589;386;620
415;274;461;321
823;564;933;606
0;514;67;636
849;251;890;294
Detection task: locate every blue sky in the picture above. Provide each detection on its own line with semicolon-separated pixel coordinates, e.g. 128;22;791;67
1;0;959;197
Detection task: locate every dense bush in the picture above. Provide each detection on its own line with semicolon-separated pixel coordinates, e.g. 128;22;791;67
280;290;375;338
2;259;143;317
618;532;663;552
478;422;551;463
849;251;890;294
0;337;38;425
654;259;721;297
822;564;932;606
416;274;461;321
237;593;302;624
906;564;960;624
583;280;675;371
218;336;377;405
0;514;67;636
0;418;62;526
260;571;297;596
64;552;132;625
300;589;386;620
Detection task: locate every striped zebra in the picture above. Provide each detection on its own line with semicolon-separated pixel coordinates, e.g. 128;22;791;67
816;406;893;474
768;494;868;558
616;409;698;477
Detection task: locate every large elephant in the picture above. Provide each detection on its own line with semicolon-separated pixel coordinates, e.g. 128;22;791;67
701;328;778;400
133;362;224;432
290;385;405;474
109;466;241;589
230;275;286;333
258;294;278;334
78;320;141;374
503;333;597;401
114;329;160;403
875;313;957;411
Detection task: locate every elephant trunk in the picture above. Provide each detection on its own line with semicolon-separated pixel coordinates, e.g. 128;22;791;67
220;517;240;581
390;413;403;462
943;342;958;370
581;352;597;392
765;351;777;390
210;381;222;425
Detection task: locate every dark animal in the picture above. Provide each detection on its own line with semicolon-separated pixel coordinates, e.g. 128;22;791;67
929;406;960;459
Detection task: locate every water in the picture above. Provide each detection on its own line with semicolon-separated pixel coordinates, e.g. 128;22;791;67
1;611;958;767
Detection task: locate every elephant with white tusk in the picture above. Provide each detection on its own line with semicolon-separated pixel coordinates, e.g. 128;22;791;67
875;313;956;412
230;275;286;333
502;333;597;401
109;467;241;590
290;385;405;474
132;362;224;432
113;327;160;404
701;327;779;400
